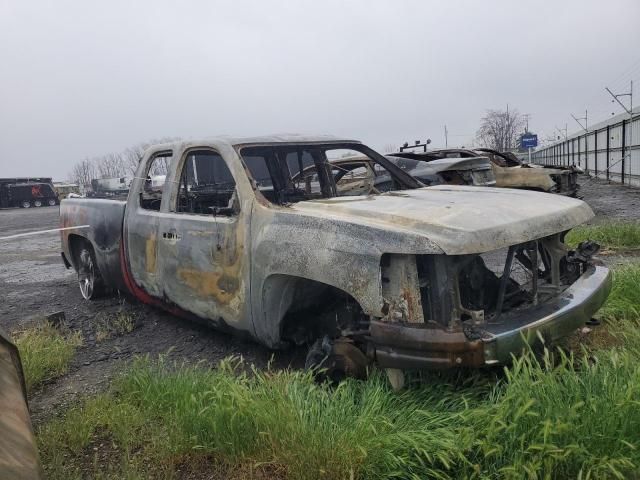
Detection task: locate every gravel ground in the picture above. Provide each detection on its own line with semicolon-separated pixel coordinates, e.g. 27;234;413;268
578;175;640;223
0;206;304;425
0;179;638;424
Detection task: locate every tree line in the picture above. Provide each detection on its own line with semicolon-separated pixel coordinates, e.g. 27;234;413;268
68;137;179;189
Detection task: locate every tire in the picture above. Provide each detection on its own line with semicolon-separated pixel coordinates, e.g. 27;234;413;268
305;336;368;383
33;200;43;207
77;245;104;300
21;201;31;208
48;199;56;206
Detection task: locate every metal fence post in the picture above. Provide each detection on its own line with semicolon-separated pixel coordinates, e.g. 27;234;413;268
578;136;582;173
594;128;598;178
588;134;591;174
621;118;626;185
606;124;610;181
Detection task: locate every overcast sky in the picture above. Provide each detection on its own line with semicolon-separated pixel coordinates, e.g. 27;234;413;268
1;0;639;180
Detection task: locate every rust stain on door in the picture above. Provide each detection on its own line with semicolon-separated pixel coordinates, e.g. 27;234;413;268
177;268;240;305
145;237;157;273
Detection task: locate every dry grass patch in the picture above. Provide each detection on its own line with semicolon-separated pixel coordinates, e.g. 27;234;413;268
95;311;136;342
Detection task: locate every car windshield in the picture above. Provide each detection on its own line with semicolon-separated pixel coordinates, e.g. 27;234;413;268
239;143;421;205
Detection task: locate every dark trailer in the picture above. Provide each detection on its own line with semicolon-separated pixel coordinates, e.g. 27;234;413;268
0;177;59;209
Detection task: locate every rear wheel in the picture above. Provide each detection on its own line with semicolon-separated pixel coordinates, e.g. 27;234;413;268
77;246;104;300
33;200;43;207
21;201;31;208
47;199;56;206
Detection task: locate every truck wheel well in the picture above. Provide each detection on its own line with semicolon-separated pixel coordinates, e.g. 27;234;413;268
263;275;366;346
68;235;93;270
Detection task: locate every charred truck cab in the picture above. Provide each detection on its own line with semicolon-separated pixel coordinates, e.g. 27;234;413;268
60;136;611;383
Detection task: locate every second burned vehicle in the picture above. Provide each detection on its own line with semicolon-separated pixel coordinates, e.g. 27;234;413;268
291;154;495;195
392;147;581;196
59;135;610;384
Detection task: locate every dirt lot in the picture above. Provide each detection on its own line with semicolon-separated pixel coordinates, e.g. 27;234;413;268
0;176;637;425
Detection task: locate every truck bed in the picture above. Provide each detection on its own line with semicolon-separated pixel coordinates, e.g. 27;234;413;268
60;198;127;291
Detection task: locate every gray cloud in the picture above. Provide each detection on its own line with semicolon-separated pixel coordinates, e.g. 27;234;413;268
1;0;639;179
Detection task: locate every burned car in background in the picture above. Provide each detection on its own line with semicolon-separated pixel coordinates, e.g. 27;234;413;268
392;148;580;196
386;155;495;187
60;135;610;386
290;154;494;196
88;176;133;198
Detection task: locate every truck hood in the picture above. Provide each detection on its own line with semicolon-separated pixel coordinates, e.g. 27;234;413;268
292;185;593;255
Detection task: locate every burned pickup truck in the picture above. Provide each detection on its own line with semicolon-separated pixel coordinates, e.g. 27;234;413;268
60;135;610;381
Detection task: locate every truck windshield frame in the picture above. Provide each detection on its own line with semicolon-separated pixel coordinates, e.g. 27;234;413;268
237;142;423;205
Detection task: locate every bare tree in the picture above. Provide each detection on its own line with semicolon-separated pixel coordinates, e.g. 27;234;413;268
95;152;127;178
476;109;526;151
123;145;146;175
70;158;96;190
68;137;182;188
123;137;181;175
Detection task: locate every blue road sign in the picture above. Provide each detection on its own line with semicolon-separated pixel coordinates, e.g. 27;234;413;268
521;133;538;149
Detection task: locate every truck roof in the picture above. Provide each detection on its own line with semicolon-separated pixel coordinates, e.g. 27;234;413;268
146;134;361;152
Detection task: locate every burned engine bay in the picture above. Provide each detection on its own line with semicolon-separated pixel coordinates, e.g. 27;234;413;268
281;232;602;374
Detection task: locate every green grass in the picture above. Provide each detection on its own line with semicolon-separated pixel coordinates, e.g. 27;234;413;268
467;348;640;479
15;322;82;392
38;347;640;480
37;264;640;480
599;264;640;323
39;358;478;479
566;222;640;250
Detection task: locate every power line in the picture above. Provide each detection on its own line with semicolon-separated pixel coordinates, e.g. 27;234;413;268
571;110;588;132
608;58;640;90
555;124;568;141
605;81;634;115
558;57;640;135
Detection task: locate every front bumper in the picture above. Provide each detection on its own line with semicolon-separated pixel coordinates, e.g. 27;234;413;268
483;264;611;364
371;264;612;369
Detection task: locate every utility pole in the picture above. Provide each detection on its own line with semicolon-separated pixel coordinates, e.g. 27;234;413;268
605;80;633;116
605;80;633;182
571;110;588;132
521;113;532;163
444;125;448;148
555;124;568;141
